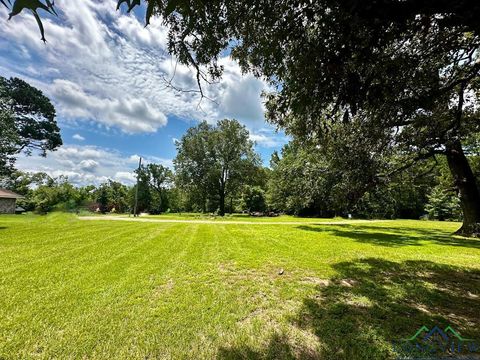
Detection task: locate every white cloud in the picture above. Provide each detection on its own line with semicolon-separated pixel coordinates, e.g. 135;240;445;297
250;133;279;148
250;128;289;148
72;134;85;141
213;58;267;125
129;154;141;163
114;171;137;183
78;159;99;172
51;79;167;133
15;145;173;186
0;1;271;133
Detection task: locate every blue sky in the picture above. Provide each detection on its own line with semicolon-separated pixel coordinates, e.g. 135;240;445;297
0;1;288;185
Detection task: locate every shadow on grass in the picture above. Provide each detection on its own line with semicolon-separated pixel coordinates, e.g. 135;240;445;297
218;258;480;359
217;334;296;360
296;224;480;249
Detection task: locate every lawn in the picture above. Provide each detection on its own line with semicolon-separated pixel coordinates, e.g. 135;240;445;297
1;214;479;359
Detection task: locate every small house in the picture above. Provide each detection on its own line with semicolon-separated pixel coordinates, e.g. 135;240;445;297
0;189;24;214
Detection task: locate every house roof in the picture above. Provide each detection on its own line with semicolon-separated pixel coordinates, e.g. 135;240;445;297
0;189;24;199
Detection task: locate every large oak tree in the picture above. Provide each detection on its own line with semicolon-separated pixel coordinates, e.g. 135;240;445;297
174;119;260;216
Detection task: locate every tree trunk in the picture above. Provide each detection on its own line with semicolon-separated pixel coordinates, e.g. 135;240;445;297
158;191;162;214
445;139;480;237
202;193;206;213
219;187;226;216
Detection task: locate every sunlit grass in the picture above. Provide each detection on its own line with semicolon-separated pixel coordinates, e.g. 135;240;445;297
0;214;478;359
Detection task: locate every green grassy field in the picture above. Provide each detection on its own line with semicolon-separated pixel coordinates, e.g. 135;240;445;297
1;214;479;359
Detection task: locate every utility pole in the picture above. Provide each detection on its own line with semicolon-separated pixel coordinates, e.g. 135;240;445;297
133;157;142;217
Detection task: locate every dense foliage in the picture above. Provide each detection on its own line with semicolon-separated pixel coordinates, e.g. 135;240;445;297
267;141;478;221
174;119;261;215
0;77;62;175
2;139;477;222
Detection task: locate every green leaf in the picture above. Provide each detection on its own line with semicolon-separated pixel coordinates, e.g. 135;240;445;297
165;0;178;15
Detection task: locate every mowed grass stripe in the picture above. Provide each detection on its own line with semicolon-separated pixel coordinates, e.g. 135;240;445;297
0;224;147;274
41;223;195;359
0;222;184;308
0;222;193;358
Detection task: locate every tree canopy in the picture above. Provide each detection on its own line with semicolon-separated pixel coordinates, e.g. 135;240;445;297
174;119;260;215
0;77;62;176
134;164;173;214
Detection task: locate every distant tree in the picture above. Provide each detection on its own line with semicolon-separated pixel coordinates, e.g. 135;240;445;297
96;184;110;213
0;170;49;196
267;140;442;219
140;164;173;213
240;186;266;213
163;187;185;213
107;181;129;213
95;180;129;213
130;169;152;214
175;119;260;216
30;176;82;213
354;161;438;220
267;142;352;216
0;77;62;175
174;122;213;213
425;187;462;221
268;144;322;215
211;120;261;215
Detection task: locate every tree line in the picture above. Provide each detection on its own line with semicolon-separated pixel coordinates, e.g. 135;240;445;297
2;117;478;221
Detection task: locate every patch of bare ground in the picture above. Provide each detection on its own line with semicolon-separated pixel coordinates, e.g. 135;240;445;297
217;263;323;358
